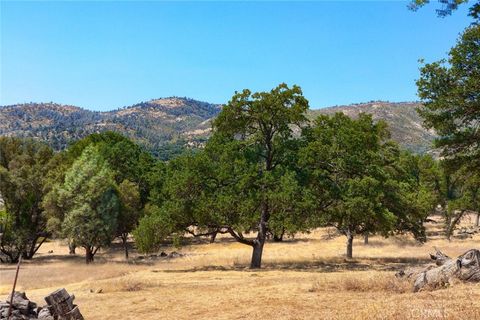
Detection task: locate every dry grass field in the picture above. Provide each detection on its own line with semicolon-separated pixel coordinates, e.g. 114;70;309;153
1;215;479;320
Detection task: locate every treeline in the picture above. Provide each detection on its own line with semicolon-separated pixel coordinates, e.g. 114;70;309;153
0;83;478;267
1;22;479;267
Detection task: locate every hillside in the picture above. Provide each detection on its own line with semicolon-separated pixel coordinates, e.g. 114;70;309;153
0;99;436;157
0;98;221;159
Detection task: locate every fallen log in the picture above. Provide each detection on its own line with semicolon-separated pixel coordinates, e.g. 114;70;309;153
397;248;480;292
44;289;83;320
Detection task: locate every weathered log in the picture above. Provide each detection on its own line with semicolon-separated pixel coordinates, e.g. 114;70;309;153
429;247;451;266
456;249;480;282
398;248;480;292
44;289;83;320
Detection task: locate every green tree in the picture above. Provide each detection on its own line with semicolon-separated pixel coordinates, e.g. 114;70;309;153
211;84;309;268
134;144;257;252
134;84;310;269
0;137;54;262
459;172;480;227
440;166;480;237
117;180;142;259
65;131;155;205
391;152;442;242
300;113;423;258
133;204;173;254
43;132;155;255
57;145;120;263
417;25;480;170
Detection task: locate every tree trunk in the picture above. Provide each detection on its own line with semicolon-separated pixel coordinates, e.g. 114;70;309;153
210;231;217;243
364;233;369;245
22;236;40;260
85;247;94;264
273;227;285;242
69;241;76;255
122;234;129;260
250;201;268;269
250;241;265;269
0;247;20;263
446;210;465;240
346;231;354;259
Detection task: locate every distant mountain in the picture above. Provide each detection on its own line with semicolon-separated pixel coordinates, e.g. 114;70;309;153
0;99;436;158
0;97;221;159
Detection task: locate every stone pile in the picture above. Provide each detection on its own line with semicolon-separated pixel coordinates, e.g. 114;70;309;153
0;289;83;320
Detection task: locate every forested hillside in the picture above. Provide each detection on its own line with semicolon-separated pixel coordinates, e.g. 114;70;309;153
0;97;220;159
0;98;435;157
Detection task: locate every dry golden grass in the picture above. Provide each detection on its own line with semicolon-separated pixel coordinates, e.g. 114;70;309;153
1;214;479;319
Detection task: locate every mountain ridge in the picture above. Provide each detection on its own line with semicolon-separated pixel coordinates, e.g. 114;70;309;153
0;98;436;158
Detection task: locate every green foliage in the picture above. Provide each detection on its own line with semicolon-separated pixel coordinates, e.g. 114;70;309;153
409;0;479;19
267;170;314;240
300;113;431;257
0;137;54;262
55;145;120;263
44;132;154;217
437;166;480;237
389;152;442;241
417;24;480;170
212;83;310;267
134;84;310;268
133;204;173;253
65;131;155;204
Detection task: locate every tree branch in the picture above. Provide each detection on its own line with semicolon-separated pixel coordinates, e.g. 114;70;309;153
227;227;254;246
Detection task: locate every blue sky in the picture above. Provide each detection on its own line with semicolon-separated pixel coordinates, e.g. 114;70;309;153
0;1;472;111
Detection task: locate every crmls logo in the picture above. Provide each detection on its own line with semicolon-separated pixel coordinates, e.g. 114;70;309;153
409;307;445;319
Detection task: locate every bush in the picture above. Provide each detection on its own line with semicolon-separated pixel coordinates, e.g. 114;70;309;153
133;205;172;253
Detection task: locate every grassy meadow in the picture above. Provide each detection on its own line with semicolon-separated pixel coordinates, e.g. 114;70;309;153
1;214;479;320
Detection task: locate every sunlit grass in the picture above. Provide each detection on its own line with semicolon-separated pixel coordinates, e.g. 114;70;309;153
0;213;478;319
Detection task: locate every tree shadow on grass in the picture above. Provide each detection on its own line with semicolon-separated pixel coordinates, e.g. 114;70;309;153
156;256;431;274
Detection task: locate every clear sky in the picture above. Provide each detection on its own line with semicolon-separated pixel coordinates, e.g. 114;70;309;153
0;1;472;111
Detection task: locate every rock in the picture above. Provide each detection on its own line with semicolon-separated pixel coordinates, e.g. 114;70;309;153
9;292;29;311
1;288;83;320
0;301;10;310
37;307;54;320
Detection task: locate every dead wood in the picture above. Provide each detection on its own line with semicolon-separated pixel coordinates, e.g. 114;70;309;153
396;248;480;292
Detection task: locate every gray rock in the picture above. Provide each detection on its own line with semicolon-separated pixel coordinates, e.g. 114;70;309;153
7;292;30;312
37;307;54;320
